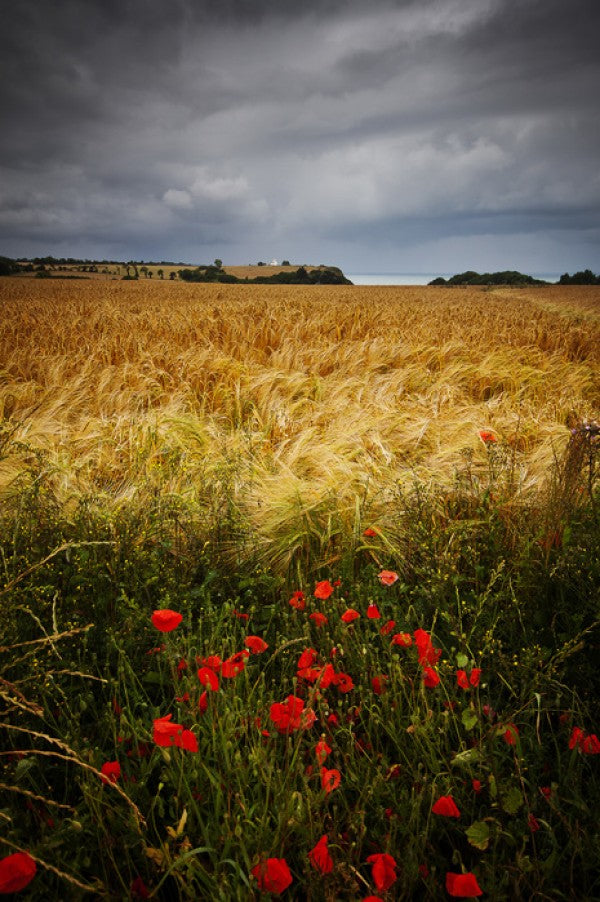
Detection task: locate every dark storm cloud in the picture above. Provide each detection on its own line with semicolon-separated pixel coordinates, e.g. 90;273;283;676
1;0;599;270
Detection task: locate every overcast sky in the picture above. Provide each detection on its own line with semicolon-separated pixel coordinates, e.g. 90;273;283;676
1;0;599;273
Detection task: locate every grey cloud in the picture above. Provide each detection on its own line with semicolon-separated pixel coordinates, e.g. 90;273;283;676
1;0;599;270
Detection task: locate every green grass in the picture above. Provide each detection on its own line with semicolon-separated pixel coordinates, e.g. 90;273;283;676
1;426;599;899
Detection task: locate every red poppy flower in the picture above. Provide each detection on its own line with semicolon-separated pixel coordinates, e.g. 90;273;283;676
327;712;339;726
472;779;482;794
177;658;188;675
197;667;219;691
308;835;333;874
152;714;197;752
100;760;121;784
314;580;334;599
221;651;249;678
372;675;387;695
297;648;318;670
310;612;328;627
366;852;397;892
315;739;332;764
341;608;360;623
423;666;440;688
363;527;377;537
445;871;483;897
130;875;150;899
198;691;208;714
418;864;429;879
414;629;442;665
366;603;381;619
176;690;189;702
432;795;461;817
333;579;342;587
378;570;399;586
232;609;250;620
478;429;497;444
199;654;222;670
582;734;600;754
0;852;37;894
289;590;306;610
469;668;482;687
251;858;293;894
569;726;584;749
391;632;412;646
151;609;183;632
321;766;341;793
333;671;354;693
528;814;540;832
380;619;396;636
456;669;469;689
245;635;268;654
270;695;315;734
503;723;519;746
362;898;384;902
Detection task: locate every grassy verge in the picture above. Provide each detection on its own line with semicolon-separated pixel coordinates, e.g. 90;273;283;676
1;423;598;899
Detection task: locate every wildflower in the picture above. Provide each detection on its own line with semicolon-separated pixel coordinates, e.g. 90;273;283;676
445;871;483;897
245;635;268;654
198;691;208;714
289;590;306;610
341;609;360;623
310;612;328;627
315;739;332;764
372;675;387;695
0;852;37;894
308;835;333;874
321;766;341;793
570;726;600;754
503;723;519;746
314;580;334;600
469;668;482;687
432;795;461;818
151;609;182;632
327;712;339;726
333;671;354;693
152;715;197;752
392;632;412;646
380;619;396;636
378;570;399;586
456;670;469;689
251;858;293;894
130;875;150;899
298;647;319;670
472;779;482;794
177;658;187;675
197;667;219;692
414;629;441;666
333;579;342;587
270;695;315;734
221;650;249;678
199;654;222;670
478;429;497;444
232;609;250;620
366;603;381;620
100;761;121;784
528;814;540;832
366;852;397;892
423;666;440;688
582;734;600;755
363;527;377;537
418;864;429;879
362;897;384;902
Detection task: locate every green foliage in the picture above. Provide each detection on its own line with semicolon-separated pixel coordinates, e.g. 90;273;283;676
430;271;547;286
559;269;600;285
1;422;599;897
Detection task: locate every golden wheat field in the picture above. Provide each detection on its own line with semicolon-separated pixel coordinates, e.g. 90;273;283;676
1;278;598;571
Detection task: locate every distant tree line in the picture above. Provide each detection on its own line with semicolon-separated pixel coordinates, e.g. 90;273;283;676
429;270;546;287
178;265;352;285
558;269;600;285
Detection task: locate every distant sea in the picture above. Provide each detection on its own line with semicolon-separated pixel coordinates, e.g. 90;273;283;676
347;272;561;285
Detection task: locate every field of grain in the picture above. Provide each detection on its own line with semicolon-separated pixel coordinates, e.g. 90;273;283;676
1;278;598;571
